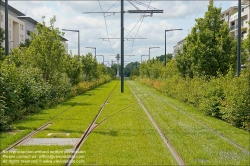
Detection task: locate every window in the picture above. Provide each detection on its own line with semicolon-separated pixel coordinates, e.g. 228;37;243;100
9;31;11;40
20;35;24;41
27;30;31;36
20;24;23;31
8;19;11;28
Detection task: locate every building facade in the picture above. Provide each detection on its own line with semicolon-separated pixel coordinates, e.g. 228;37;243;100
173;38;186;57
173;1;250;56
221;1;250;39
0;1;26;51
0;1;68;53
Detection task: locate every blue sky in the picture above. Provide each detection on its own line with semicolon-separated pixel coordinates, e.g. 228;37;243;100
9;1;239;65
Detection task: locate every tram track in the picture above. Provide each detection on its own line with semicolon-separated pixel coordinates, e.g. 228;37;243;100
148;91;249;154
127;82;185;166
129;80;249;155
65;82;118;166
0;101;80;154
0;81;118;161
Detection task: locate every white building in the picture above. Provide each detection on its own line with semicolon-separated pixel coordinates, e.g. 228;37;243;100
0;1;26;51
173;1;250;55
173;38;186;57
18;16;68;52
221;0;250;39
0;1;68;52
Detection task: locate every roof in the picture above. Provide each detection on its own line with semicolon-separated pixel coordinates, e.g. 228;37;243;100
1;1;25;16
60;36;68;42
221;6;238;15
17;16;67;41
242;0;250;5
18;16;38;25
1;1;68;42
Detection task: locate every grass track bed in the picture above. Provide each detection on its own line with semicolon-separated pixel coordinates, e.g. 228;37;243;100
73;81;178;165
0;81;118;165
128;80;249;165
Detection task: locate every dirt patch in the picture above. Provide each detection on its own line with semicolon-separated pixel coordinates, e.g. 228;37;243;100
47;133;70;137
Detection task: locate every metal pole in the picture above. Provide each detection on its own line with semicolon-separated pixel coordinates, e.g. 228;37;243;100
5;0;8;56
121;0;124;93
165;30;166;67
149;48;150;60
78;31;80;56
95;48;96;58
237;0;241;76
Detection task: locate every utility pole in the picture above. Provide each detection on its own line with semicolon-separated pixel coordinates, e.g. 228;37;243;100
83;1;163;93
62;29;80;56
5;0;9;56
121;0;124;92
236;0;241;76
164;29;182;66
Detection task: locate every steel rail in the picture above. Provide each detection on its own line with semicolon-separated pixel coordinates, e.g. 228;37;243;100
0;101;82;154
148;91;250;155
130;81;249;155
127;82;185;166
65;82;118;166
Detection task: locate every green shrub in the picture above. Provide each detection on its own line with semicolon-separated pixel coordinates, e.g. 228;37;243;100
136;62;250;130
199;78;224;118
219;70;250;129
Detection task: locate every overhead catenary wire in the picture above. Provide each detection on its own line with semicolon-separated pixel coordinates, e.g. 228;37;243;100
98;0;116;55
128;0;153;55
131;0;157;10
83;0;162;60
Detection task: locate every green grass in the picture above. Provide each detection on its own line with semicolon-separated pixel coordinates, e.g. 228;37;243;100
1;79;249;165
0;81;117;151
1;145;73;166
72;81;178;165
128;80;250;165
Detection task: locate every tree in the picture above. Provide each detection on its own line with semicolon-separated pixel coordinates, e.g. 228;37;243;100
176;1;236;77
65;54;82;85
29;16;67;81
124;62;140;77
19;38;32;48
0;27;5;63
242;21;250;65
111;64;121;77
82;53;98;80
156;54;172;63
139;58;164;79
107;67;116;78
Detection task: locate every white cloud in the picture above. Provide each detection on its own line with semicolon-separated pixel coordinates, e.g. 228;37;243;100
8;1;231;63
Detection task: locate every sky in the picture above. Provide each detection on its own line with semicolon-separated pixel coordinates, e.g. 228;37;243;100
8;0;239;65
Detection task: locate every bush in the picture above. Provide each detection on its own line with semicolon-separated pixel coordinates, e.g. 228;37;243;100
219;70;250;129
199;78;224;118
0;60;53;130
136;62;250;130
70;75;111;97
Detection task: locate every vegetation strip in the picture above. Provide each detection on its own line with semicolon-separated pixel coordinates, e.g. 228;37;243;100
1;92;87;153
65;82;118;166
89;94;153;132
72;81;178;165
128;82;185;166
129;80;249;165
0;123;51;154
0;81;118;165
148;91;249;154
